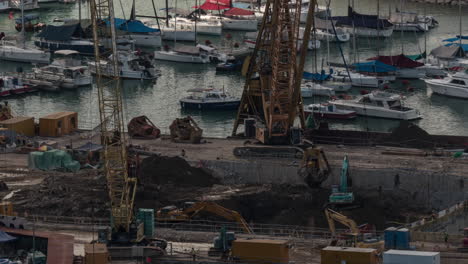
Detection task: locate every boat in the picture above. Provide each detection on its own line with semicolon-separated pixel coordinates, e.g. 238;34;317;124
15;14;45;32
315;28;350;43
35;23;102;55
304;103;357;120
21;72;61;91
220;8;258;31
0;40;50;64
332;7;394;38
368;54;446;79
332;71;388;88
0;0;9;11
427;39;468;68
388;11;429;32
89;50;159;80
144;19;196;42
425;70;468;99
33;50;92;89
216;58;242;72
9;0;38;10
0;75;37;96
179;88;240;110
331;91;422;120
110;18;162;47
173;17;222;36
154;45;209;64
301;82;335;97
38;0;58;3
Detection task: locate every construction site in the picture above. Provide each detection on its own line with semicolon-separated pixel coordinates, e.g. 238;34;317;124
0;0;468;263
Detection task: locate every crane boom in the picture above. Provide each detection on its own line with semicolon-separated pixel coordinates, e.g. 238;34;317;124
89;0;137;233
232;0;315;144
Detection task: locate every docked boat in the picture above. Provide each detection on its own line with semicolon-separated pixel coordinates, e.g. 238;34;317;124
89;50;159;80
200;14;258;31
301;82;335;97
33;50;91;89
425;70;468;99
179;88;240;110
35;23;102;55
427;40;468;68
332;7;394;38
0;75;37;96
144;19;196;42
0;0;9;11
332;71;388;88
216;58;242;72
174;17;222;36
368;54;446;79
304;103;357;120
0;40;50;64
154;45;209;64
9;0;38;10
315;28;350;43
15;14;45;32
111;18;162;47
388;11;429;32
331;91;422;120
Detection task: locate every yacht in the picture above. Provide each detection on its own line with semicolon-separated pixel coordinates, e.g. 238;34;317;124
301;82;335;97
173;17;222;36
331;91;422;120
0;40;50;64
154;45;209;64
33;50;92;89
315;28;350;43
304;103;356;120
145;19;196;42
180;88;240;110
88;51;159;80
0;75;37;96
113;18;162;47
201;14;257;31
425;70;468;99
332;71;388;88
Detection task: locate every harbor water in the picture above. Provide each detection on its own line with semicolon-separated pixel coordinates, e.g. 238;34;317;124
1;0;468;137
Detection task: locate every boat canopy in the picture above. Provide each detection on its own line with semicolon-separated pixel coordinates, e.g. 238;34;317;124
303;71;332;81
174;45;200;55
445;43;468;52
110;18;160;33
405;51;426;61
54;50;80;56
314;17;337;30
193;0;231;10
36;23;85;41
224;7;255;16
15;13;39;23
389;11;418;23
232;2;251;9
332;6;393;29
354;60;397;73
442;35;468;42
430;45;466;59
367;54;424;68
0;231;17;243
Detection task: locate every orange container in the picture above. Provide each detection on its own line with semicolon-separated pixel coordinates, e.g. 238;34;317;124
231;239;289;264
84;243;109;264
321;246;379;264
39;111;77;137
0;116;35;136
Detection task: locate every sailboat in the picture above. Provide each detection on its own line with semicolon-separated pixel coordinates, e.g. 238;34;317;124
0;0;50;64
332;6;394;38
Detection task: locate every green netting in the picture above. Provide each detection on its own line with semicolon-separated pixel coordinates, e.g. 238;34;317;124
28;150;80;172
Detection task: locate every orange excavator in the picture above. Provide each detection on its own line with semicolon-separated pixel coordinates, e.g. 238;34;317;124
156;201;254;234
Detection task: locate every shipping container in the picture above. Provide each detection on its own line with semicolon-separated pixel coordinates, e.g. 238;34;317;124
383;250;440;264
39;111;78;137
231;239;289;264
321;246;379;264
384;227;398;249
84;243;109;264
0;116;35;136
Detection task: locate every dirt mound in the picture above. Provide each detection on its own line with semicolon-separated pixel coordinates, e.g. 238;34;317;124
140;156;219;187
387;121;433;148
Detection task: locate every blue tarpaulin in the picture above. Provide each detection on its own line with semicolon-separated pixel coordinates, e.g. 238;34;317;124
443;35;468;42
0;231;16;243
354;60;397;73
303;71;331;81
445;43;468;52
107;18;160;33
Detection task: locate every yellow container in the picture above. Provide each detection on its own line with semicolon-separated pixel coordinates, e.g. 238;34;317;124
231;239;289;264
84;243;109;264
321;246;379;264
39;111;78;137
0;116;35;136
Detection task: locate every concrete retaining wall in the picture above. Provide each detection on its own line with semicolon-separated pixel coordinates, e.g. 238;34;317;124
192;158;466;210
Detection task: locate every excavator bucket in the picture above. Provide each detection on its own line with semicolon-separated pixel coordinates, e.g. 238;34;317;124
127;116;161;139
298;147;330;188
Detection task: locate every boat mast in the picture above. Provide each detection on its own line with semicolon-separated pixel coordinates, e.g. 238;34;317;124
459;0;462;49
400;0;403;54
174;0;177;45
78;0;81;23
376;0;379;56
166;0;169;27
21;0;25;49
424;4;426;63
194;0;197;43
351;0;356;64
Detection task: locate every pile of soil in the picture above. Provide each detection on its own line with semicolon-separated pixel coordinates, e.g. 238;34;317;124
387;121;433;148
140;156;219;187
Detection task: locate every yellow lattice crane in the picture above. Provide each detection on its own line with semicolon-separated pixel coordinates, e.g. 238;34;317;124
232;0;316;144
89;0;140;243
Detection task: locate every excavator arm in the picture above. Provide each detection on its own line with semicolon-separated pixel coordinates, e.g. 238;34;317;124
325;208;360;237
183;201;254;234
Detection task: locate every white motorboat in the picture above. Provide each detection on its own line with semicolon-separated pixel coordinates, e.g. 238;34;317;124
154;45;209;64
145;20;196;42
201;15;257;31
304;103;357;120
33;50;91;89
0;40;50;64
301;82;335;97
174;17;222;36
332;71;388;88
180;88;240;110
331;91;422;120
425;70;468;99
10;0;38;10
89;51;159;80
315;28;350;43
388;12;429;32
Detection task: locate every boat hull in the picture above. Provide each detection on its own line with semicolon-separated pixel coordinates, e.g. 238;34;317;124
180;100;240;110
0;46;50;64
305;110;357;120
425;79;468;99
154;51;209;64
393;22;428;32
396;66;446;79
34;40;100;56
332;100;422;120
339;26;394;38
221;19;257;31
161;31;196;42
122;33;162;47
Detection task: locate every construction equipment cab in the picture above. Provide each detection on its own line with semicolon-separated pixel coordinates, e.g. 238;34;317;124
298;146;330;188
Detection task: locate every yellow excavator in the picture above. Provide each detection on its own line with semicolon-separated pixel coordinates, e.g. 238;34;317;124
157;201;254;234
325;208;384;252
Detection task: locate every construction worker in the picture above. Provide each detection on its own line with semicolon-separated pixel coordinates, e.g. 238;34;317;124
191;248;196;262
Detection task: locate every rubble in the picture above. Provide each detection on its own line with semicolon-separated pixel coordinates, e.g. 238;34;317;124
0;180;7;191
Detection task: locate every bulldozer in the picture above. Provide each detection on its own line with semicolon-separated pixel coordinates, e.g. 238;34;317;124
325;208;384;252
156;201;253;234
298;146;330;188
169;116;203;144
